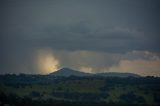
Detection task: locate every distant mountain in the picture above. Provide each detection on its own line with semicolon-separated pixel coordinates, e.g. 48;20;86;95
96;72;141;77
49;68;92;77
49;68;141;77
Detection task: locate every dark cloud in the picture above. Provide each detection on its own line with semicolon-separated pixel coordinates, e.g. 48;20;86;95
0;0;160;74
1;0;160;52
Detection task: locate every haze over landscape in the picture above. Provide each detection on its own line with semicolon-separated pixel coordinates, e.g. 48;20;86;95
1;0;160;76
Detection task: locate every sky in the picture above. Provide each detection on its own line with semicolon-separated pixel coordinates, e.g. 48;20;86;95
0;0;160;76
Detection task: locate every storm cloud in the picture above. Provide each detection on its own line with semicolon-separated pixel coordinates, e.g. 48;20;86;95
0;0;160;75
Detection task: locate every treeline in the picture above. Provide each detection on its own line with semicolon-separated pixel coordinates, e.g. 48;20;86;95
0;74;160;86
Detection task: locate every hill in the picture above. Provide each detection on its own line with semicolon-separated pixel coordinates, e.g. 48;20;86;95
49;68;92;77
49;68;140;77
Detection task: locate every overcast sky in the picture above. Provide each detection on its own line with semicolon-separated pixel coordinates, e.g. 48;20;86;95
1;0;160;76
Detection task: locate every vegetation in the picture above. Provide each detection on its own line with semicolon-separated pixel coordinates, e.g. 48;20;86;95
0;74;160;106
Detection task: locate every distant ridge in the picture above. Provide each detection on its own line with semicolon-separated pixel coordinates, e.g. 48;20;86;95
95;72;141;78
49;68;92;77
49;68;141;77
